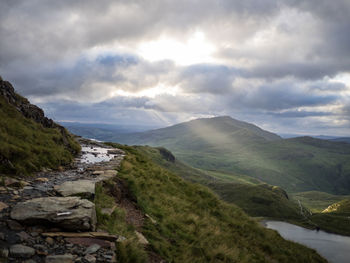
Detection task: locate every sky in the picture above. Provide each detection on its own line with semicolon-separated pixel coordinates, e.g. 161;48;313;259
1;0;350;136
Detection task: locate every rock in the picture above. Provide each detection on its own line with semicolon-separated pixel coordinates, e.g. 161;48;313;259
54;180;95;198
24;260;36;263
23;186;34;190
84;254;96;263
0;232;5;240
107;149;124;155
135;231;149;245
11;197;96;231
42;232;118;242
13;190;19;195
116;235;127;242
92;171;104;175
0;201;8;212
4;177;22;188
0;186;6;192
35;177;49;182
7;219;24;230
16;231;31;241
45;254;74;263
45;237;55;245
145;213;157;224
9;244;35;258
65;237;112;248
100;206;116;216
84;244;101;255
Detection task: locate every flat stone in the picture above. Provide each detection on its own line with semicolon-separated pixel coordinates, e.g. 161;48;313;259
11;197;96;231
9;244;35;258
45;254;74;263
0;201;8;212
135;231;149;245
84;244;101;254
0;186;6;191
42;232;118;242
92;171;104;175
65;237;112;248
54;180;96;198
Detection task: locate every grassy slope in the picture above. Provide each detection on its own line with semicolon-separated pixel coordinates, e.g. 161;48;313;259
0;95;80;176
291;191;350;213
97;143;325;263
137;146;302;220
113;117;350;194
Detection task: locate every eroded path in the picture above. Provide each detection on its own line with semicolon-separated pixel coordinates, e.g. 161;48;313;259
0;139;125;263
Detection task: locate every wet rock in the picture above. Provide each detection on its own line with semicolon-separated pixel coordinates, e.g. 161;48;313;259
9;244;35;258
54;180;95;198
11;197;96;231
84;244;101;255
45;254;74;263
0;201;8;212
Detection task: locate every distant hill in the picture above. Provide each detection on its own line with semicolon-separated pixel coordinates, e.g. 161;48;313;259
110;116;350;194
0;77;80;176
331;137;350;143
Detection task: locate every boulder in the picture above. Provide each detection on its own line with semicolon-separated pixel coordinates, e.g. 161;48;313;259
10;197;96;231
54;180;96;198
9;244;35;258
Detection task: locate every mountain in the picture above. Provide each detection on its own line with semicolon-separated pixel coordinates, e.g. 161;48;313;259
109;116;350;194
0;77;80;175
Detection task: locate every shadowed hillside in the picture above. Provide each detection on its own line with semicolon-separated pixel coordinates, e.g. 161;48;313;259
0;78;80;176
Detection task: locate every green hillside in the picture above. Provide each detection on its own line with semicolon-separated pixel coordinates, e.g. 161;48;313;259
98;143;325;262
0;78;80;176
323;199;350;214
137;146;302;220
112;116;350;194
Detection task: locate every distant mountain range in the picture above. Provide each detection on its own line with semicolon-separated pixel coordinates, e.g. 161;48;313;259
70;116;350;194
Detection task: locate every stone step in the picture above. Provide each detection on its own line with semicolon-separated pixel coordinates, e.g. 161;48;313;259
42;232;119;242
10;197;96;231
54;180;96;198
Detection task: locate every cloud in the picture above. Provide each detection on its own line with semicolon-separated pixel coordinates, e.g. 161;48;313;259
1;0;350;135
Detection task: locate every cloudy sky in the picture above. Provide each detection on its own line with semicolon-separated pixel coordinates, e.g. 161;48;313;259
1;0;350;136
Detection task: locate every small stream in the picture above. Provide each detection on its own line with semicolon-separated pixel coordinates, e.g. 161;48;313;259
265;221;350;263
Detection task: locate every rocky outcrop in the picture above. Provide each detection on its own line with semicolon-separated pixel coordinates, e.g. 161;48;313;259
0;78;75;151
10;197;97;231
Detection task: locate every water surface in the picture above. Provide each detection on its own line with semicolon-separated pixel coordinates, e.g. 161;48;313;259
265;221;350;263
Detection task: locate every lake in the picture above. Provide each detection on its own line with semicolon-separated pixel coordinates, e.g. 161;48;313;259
265;221;350;263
